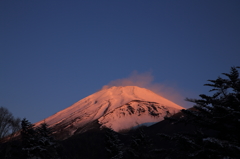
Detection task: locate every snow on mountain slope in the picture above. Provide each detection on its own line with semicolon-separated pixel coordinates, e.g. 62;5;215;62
99;100;179;132
35;86;184;139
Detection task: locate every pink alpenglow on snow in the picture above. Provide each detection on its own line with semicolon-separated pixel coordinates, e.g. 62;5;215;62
35;86;184;139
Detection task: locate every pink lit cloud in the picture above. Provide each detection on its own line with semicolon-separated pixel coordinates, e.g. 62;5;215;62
102;71;189;108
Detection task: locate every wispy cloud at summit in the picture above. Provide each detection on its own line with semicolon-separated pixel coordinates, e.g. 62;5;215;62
102;71;188;108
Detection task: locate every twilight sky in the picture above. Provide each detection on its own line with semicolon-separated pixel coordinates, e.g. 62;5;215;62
1;1;240;123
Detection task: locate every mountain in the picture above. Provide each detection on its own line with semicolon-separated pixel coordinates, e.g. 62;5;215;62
35;86;184;139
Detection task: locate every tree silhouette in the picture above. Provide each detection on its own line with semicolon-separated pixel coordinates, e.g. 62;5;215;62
105;128;123;159
0;107;21;140
21;119;58;159
126;128;154;159
36;122;58;159
21;118;38;158
159;66;240;159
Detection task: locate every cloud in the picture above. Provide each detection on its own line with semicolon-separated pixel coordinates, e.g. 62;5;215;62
102;71;189;108
102;71;153;89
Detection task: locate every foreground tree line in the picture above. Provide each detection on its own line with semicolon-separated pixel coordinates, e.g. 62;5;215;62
106;66;240;159
0;117;59;159
0;66;239;159
158;66;240;158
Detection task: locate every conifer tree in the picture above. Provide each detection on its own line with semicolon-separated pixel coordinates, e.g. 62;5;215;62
105;128;123;159
36;122;58;159
126;128;154;159
21;118;38;158
159;66;240;159
21;119;58;159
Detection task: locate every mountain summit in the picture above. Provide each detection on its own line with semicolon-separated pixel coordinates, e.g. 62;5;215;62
35;86;184;139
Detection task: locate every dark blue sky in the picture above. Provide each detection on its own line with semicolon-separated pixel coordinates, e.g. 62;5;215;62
1;1;240;123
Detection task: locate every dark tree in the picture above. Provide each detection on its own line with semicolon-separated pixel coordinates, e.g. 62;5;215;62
0;107;21;140
0;107;21;159
21;119;58;159
21;118;38;158
126;128;154;159
105;128;123;159
36;122;58;159
159;66;240;159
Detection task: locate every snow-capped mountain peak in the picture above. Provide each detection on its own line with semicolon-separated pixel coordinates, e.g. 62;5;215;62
35;86;184;139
